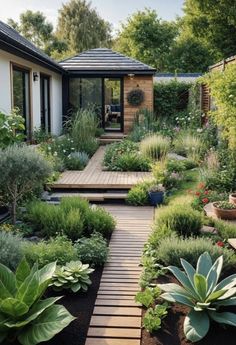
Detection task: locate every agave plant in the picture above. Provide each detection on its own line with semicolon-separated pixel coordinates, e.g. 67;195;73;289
158;252;236;342
50;261;94;293
0;258;75;345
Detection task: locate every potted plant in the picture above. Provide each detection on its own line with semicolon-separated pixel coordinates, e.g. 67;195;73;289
148;184;165;206
212;201;236;220
229;193;236;205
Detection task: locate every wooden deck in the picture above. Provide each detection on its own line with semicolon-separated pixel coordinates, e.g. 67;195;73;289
85;205;154;345
51;146;152;190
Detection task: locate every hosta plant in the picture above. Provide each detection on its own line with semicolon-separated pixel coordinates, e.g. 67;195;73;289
158;252;236;342
50;261;94;293
0;258;75;345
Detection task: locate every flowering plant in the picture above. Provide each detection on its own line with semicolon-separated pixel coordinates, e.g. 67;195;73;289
190;183;227;210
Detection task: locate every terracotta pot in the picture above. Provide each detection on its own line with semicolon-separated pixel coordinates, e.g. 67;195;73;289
212;202;236;220
229;193;236;205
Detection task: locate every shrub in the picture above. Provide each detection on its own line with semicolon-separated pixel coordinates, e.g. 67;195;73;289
127;180;154;206
23;235;77;268
214;219;236;240
65;151;89;170
190;182;228;210
50;260;94;292
173;132;204;161
140;134;170;160
0;145;52;224
0;259;75;345
155;235;235;269
0;108;25;148
74;233;109;266
85;206;116;237
115;152;150;171
0;231;23;270
153;204;203;237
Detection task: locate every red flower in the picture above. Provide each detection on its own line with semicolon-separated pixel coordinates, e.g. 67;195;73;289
202;198;209;204
216;241;225;247
204;190;209;195
195;192;201;196
198;182;205;189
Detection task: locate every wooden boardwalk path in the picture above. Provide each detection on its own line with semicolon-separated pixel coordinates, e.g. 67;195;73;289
52;146;152;190
85;205;154;345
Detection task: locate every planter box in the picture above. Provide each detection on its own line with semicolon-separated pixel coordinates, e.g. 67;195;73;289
212;202;236;220
148;191;164;206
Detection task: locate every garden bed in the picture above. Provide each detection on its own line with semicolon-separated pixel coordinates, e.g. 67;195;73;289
141;274;236;345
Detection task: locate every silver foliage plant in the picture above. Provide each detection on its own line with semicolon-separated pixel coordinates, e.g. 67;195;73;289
158;252;236;342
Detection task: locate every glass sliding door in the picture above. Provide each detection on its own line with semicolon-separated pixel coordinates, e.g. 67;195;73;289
69;78;102;124
40;74;51;133
104;78;122;131
12;66;31;139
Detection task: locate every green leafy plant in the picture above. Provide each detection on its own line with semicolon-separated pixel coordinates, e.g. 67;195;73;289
135;286;161;308
214;201;236;210
74;233;109;266
65;151;89;170
127;180;154;206
0;109;25;148
140;134;170;160
143;303;169;333
50;261;94;292
153;204;203;237
114;152;150;171
0;258;75;345
0;145;52;224
127;88;145;106
0;232;23;270
158;252;236;342
23;235;77;268
214;219;236;240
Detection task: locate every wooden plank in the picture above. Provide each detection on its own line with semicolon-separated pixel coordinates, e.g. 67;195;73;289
87;327;141;338
90;316;141;328
95;299;139;307
85;338;140;345
93;307;141;316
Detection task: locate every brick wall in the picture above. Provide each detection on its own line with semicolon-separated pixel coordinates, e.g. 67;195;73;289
123;75;154;133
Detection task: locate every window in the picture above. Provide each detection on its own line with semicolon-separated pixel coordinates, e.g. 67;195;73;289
12;65;31;138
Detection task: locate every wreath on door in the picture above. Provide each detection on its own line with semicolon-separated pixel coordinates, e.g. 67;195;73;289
127;89;145;106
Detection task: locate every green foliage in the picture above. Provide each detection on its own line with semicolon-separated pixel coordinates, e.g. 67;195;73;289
143;303;169;333
114;8;177;70
214;201;236;210
84;205;116;237
153;204;203;237
23;236;77;268
126;180;154;206
0;145;52;224
65;151;89;170
104;140;150;171
158;252;236;342
0;259;75;345
8;10;67;57
155;235;235;269
140;134;170;160
68;108;99;156
32;127;52;144
0;109;25;148
127;88;144;106
202;64;236;149
214;219;236;240
154;81;192;118
57;0;112;53
135;286;161;308
74;233;109;266
173;131;204;161
0;232;23;270
50;261;94;292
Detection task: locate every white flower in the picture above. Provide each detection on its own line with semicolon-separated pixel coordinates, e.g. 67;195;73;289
63;149;66;153
197;128;203;133
188;117;191;121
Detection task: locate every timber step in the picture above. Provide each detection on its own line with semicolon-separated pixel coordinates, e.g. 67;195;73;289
48;191;128;202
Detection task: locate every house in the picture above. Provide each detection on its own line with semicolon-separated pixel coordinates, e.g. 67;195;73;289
0;20;156;137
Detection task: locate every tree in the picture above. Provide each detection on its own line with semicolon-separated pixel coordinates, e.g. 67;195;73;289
56;0;112;53
0;145;52;224
167;34;214;72
183;0;236;59
8;11;68;58
114;9;177;70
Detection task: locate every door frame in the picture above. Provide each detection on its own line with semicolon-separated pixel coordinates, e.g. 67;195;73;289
40;73;51;133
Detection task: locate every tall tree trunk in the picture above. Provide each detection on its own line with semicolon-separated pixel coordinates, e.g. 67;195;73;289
11;200;17;225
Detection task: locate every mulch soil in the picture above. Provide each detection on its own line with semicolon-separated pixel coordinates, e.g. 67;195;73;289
141;274;236;345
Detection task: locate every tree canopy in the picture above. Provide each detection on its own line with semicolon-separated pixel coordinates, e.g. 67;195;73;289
56;0;112;54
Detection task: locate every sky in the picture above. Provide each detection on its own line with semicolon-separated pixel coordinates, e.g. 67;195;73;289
0;0;184;32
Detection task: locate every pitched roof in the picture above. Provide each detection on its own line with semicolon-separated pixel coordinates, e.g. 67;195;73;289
59;48;156;75
0;21;64;73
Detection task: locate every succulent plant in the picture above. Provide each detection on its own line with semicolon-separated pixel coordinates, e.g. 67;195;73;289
50;261;94;293
158;252;236;342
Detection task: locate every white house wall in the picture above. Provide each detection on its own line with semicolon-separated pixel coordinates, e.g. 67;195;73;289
0;49;62;135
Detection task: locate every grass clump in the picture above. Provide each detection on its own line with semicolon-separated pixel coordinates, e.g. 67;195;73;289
140;134;170;160
153;204;203;237
173;132;204;162
214;219;236;240
0;231;23;270
155;235;235;269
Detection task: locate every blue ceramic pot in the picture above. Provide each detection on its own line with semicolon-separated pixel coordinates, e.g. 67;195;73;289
148;191;164;206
